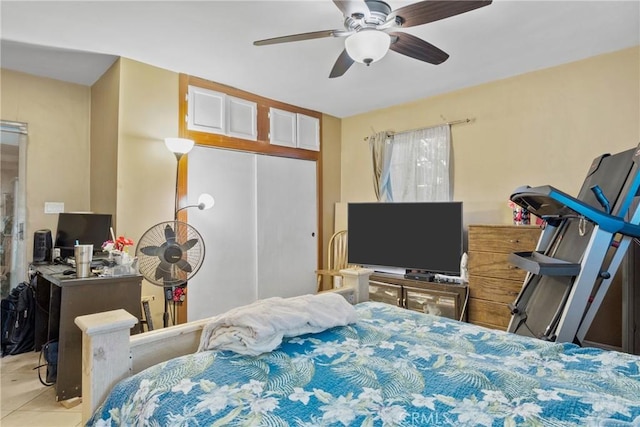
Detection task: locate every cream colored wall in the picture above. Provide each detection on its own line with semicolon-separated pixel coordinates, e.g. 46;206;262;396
117;58;179;328
90;60;120;219
4;45;638;318
0;69;91;265
341;47;640;230
320;114;341;260
2;60;179;327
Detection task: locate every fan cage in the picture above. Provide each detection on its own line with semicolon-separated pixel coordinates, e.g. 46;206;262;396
135;221;205;287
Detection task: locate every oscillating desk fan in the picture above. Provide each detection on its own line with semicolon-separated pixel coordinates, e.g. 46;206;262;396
136;221;205;327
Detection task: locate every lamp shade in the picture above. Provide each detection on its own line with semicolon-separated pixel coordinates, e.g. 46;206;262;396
164;137;195;154
197;193;215;210
345;30;391;65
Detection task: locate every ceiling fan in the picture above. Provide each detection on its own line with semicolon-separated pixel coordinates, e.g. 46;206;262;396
253;0;492;78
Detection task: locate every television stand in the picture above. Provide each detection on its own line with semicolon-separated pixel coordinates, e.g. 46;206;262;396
369;272;468;321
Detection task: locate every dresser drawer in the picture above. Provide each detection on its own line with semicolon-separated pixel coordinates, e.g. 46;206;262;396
467;298;512;330
369;274;467;321
468;225;541;254
403;286;460;320
369;281;402;307
468;275;522;304
468;251;529;281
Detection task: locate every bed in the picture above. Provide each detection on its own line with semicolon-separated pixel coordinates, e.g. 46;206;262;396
76;269;640;425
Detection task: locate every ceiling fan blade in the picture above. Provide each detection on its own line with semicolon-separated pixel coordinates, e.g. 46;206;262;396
329;49;355;78
333;0;370;20
254;29;350;46
177;259;193;273
389;32;449;65
179;238;199;251
388;0;492;28
140;245;163;257
164;224;176;245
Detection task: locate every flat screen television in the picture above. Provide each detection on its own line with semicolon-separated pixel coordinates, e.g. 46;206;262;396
347;202;463;275
54;212;113;259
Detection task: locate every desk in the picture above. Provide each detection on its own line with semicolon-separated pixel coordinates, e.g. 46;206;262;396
34;265;142;401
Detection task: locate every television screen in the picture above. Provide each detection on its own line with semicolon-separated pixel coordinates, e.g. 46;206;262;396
54;213;113;258
347;202;463;275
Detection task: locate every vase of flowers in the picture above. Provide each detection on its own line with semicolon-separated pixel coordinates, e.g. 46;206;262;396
102;236;135;264
101;236;136;276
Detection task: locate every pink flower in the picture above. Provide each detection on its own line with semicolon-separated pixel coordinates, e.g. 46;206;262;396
102;236;134;252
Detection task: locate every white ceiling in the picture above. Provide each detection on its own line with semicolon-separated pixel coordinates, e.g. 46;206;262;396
1;1;638;118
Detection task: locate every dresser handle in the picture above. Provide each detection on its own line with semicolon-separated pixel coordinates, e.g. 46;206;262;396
509;239;520;243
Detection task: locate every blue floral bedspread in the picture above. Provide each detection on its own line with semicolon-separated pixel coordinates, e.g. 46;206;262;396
88;302;640;426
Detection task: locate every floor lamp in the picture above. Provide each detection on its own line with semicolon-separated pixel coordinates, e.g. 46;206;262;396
163;138;215;327
163;138;193;327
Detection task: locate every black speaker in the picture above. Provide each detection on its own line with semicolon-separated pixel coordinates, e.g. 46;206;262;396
33;229;52;264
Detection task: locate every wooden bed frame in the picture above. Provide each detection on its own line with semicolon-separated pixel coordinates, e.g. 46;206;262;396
74;268;373;424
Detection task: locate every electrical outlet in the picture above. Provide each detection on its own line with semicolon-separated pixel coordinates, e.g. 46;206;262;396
44;202;64;214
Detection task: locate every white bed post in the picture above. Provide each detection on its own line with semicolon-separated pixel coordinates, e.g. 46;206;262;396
75;309;138;424
339;267;372;303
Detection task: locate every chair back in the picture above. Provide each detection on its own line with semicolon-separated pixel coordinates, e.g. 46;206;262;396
328;230;349;271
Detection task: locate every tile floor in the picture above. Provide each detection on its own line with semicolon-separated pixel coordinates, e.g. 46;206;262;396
1;350;82;427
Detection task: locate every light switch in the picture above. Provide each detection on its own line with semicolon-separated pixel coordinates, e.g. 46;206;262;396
44;202;64;214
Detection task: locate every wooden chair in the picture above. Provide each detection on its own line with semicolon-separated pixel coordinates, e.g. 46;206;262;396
316;230;350;292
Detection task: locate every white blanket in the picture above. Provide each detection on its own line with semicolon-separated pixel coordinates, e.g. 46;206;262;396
197;292;357;356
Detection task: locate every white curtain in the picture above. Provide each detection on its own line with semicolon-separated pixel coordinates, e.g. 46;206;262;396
368;131;394;202
388;124;452;202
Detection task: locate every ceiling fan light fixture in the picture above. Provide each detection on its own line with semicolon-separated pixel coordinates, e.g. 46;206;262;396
345;30;390;65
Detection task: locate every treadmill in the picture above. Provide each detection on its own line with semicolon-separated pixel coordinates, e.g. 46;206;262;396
507;144;640;345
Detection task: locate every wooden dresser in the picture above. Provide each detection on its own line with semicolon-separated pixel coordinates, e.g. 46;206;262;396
467;224;542;330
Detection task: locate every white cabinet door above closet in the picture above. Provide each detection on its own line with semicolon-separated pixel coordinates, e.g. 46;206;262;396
269;108;320;151
187;86;225;135
297;113;320;151
269;108;297;148
187;86;257;141
227;96;257;141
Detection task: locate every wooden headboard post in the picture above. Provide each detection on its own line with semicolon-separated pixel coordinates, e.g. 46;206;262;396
75;309;138;424
335;267;373;303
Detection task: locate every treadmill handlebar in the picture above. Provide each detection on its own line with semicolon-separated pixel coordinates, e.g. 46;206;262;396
510;185;640;238
589;185;611;214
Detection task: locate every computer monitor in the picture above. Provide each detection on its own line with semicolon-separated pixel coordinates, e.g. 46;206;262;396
54;213;112;259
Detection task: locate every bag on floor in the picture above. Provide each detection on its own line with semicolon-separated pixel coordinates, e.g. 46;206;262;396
0;280;36;357
37;339;58;386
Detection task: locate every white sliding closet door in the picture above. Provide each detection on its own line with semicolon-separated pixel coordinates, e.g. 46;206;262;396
186;145;317;321
256;155;317;299
187;146;257;321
